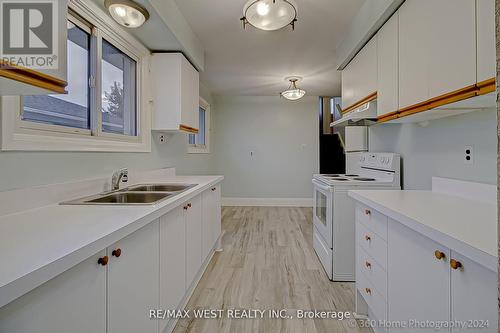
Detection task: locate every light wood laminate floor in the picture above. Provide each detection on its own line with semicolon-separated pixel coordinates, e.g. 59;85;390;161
173;207;371;333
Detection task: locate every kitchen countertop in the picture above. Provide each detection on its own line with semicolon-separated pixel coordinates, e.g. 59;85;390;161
0;175;223;308
348;190;497;271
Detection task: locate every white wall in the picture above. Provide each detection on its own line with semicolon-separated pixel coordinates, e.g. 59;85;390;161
369;109;497;190
213;96;319;200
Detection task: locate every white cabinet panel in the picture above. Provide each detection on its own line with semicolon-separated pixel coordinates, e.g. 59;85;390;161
398;0;431;109
202;185;222;262
0;251;106;333
450;251;497;332
159;206;186;333
477;0;496;83
107;222;159;333
151;53;199;132
186;195;202;288
428;0;476;98
376;12;398;117
387;221;450;332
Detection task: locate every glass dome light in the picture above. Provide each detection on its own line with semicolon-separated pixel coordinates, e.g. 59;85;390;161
280;78;306;101
241;0;298;31
105;0;150;28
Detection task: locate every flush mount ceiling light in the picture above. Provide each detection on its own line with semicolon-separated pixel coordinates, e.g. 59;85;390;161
280;77;306;100
241;0;298;31
104;0;150;28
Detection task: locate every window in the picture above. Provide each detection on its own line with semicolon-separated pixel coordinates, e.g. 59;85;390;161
1;5;150;152
22;20;91;130
188;98;210;154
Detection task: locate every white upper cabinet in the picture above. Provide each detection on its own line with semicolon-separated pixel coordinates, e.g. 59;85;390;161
0;0;68;96
477;0;496;83
151;53;200;133
376;12;398;117
107;222;159;333
428;0;476;98
341;37;377;109
398;0;431;110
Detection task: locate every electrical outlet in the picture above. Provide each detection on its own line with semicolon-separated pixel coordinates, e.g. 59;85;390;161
464;145;473;165
157;134;167;144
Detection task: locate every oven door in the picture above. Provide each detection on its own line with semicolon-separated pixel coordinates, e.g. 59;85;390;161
312;179;333;248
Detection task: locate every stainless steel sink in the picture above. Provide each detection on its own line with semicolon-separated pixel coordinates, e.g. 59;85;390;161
86;192;173;204
126;184;196;192
60;183;198;205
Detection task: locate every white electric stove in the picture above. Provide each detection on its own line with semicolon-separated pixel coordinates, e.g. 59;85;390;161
312;152;401;281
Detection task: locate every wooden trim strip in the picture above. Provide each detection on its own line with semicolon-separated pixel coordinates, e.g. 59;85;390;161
378;79;496;123
0;60;67;94
341;92;377;114
179;124;199;134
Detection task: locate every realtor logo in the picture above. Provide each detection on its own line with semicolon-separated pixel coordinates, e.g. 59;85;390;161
0;0;58;69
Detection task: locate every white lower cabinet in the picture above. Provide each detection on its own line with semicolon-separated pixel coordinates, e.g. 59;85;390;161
0;251;107;333
450;251;497;332
202;184;222;260
355;204;497;333
387;221;450;333
186;195;203;288
159;206;186;333
107;221;159;333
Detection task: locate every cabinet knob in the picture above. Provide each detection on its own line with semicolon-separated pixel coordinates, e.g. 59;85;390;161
112;248;122;258
183;205;188;210
434;250;446;260
450;259;463;270
365;209;371;215
187;203;192;208
365;261;372;269
98;256;109;266
211;187;216;191
365;288;371;294
364;235;371;241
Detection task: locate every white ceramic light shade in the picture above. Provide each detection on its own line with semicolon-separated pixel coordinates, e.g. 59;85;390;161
281;88;306;100
105;0;150;28
243;0;297;31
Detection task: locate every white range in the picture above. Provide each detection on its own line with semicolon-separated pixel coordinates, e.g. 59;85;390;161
312;152;401;281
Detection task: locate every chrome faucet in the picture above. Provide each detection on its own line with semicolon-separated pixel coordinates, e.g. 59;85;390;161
111;168;128;190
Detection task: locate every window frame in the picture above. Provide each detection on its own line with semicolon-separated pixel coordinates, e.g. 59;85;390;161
0;1;151;152
188;97;211;154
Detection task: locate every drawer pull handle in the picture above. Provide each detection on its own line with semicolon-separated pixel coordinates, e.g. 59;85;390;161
98;256;109;266
365;288;371;294
365;261;372;269
434;250;446;260
112;248;122;258
364;235;371;241
365;209;371;215
450;259;463;270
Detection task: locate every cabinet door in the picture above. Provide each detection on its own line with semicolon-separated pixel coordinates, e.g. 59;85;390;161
159;206;186;333
212;185;222;249
428;0;476;98
477;0;495;83
186;195;203;288
450;251;497;332
376;12;398;117
107;222;159;333
341;63;355;109
387;221;450;332
355;37;377;104
202;189;215;261
180;56;199;130
398;0;431;109
0;251;106;333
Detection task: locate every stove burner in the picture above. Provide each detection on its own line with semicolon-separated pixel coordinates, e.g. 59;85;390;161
354;178;376;181
345;174;359;177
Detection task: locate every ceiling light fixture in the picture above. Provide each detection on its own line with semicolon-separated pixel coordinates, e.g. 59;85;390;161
241;0;298;31
280;77;306;101
104;0;150;28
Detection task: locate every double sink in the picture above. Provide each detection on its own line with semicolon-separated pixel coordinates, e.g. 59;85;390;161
61;184;197;205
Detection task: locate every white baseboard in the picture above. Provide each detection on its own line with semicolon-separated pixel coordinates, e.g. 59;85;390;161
222;197;313;207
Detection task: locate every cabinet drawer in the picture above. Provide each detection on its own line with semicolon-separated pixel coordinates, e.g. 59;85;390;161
357;268;387;322
356;204;388;241
358;246;387;298
357;222;387;270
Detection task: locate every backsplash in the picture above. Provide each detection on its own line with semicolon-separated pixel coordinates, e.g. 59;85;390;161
369;108;496;190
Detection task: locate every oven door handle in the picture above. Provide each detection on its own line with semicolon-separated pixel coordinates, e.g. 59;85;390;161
312;179;333;192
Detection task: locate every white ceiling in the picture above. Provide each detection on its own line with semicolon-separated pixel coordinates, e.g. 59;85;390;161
175;0;366;97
